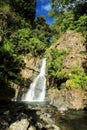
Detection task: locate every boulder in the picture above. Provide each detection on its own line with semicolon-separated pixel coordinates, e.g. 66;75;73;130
28;125;36;130
8;119;29;130
48;88;86;110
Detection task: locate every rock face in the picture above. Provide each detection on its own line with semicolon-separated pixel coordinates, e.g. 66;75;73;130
12;57;42;100
21;57;40;81
46;31;87;110
56;31;86;69
48;88;87;110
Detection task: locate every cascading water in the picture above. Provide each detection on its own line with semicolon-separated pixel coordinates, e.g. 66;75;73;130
22;58;46;102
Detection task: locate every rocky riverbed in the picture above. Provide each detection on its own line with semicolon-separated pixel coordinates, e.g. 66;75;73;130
0;100;87;130
0;100;60;130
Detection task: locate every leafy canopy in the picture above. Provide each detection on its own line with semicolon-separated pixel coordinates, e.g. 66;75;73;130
50;0;87;40
9;0;36;23
0;0;53;89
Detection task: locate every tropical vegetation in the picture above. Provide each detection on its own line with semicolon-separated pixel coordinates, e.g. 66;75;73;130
0;0;87;97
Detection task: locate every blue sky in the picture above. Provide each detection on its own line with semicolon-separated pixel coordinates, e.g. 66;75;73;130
36;0;54;25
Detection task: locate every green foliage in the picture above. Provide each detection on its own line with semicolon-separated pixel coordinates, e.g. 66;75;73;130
65;66;87;89
0;0;53;90
9;28;32;54
0;40;25;86
75;14;87;39
50;0;87;40
60;10;75;32
46;48;87;90
20;19;31;29
0;3;23;38
57;69;68;80
51;0;87;12
3;40;13;53
33;16;53;45
29;38;47;56
9;0;36;23
46;48;68;88
0;0;87;95
10;28;47;56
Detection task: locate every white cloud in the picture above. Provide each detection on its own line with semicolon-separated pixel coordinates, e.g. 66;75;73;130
39;0;45;3
42;3;52;11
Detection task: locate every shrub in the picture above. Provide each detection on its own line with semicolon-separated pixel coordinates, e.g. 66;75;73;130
29;37;47;56
46;48;68;88
65;66;87;89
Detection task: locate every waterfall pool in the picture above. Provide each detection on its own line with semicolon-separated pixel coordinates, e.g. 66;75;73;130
18;100;50;106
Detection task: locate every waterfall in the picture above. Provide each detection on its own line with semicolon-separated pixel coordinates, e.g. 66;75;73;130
22;58;46;102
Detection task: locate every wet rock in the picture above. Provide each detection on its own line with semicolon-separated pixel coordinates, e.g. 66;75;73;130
57;103;68;112
36;122;43;129
8;119;29;130
40;114;54;124
46;123;60;130
0;102;61;130
52;124;60;130
28;125;36;130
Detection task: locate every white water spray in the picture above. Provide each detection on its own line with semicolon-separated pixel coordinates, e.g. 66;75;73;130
22;58;46;102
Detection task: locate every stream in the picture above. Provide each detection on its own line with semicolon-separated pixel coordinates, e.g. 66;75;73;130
50;109;87;130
